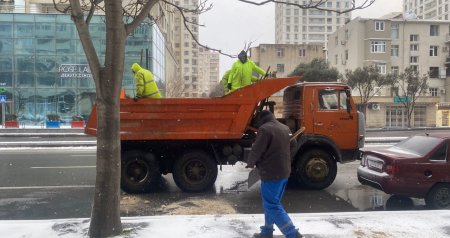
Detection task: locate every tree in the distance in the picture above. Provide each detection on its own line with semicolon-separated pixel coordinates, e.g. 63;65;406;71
288;58;339;82
341;66;390;116
387;67;428;128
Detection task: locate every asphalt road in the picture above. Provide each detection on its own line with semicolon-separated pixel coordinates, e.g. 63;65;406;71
0;144;429;220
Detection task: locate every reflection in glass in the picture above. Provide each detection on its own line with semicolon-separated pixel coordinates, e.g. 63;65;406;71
56;39;76;55
77;89;96;118
0;23;12;37
0;39;13;55
35;56;57;72
16;56;35;72
36;38;56;54
56;23;75;38
37;72;57;87
35;23;54;38
0;56;13;71
14;88;36;122
35;88;57;121
79;77;95;88
0;72;13;87
16;72;35;87
14;23;34;37
15;38;35;54
57;76;77;88
56;89;76;116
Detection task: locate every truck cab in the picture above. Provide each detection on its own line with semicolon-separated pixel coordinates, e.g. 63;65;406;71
281;82;365;189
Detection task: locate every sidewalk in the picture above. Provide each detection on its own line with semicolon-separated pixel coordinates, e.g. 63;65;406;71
1;210;449;237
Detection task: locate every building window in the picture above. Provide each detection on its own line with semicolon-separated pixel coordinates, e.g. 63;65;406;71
410;44;419;51
345;50;348;60
276;64;285;73
370;40;386;53
375;63;386;74
391;45;399;56
391;23;399;39
430;25;440;36
410;56;418;63
410;65;418;71
429;67;439;78
430;46;438;56
391;66;399;75
429;87;438;96
410;34;419;41
299;48;306;57
413;106;426;127
276;48;285;57
375;21;385;31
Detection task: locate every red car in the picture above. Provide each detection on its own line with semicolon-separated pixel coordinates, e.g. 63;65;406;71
357;133;450;209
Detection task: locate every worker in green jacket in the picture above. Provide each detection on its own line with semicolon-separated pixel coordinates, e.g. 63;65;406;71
221;70;231;94
131;63;162;99
227;50;266;93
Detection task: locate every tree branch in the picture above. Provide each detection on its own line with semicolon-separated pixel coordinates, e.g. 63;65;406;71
239;0;375;14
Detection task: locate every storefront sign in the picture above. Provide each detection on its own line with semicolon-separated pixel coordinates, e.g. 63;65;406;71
393;97;411;103
58;64;92;78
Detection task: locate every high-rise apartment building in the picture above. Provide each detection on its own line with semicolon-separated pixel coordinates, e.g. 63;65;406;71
198;47;219;97
275;0;352;45
404;0;450;20
328;14;449;128
173;0;200;98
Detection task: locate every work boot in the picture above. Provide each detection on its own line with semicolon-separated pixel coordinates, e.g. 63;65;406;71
253;225;274;238
285;231;303;238
252;232;273;238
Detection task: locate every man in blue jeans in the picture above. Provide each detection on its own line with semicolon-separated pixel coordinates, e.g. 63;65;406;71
246;110;302;238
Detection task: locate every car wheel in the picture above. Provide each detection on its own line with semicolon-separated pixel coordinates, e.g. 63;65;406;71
425;183;450;209
173;150;218;193
121;150;161;193
291;149;337;190
386;195;414;210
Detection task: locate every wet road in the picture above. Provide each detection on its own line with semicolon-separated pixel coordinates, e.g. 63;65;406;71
0;143;428;220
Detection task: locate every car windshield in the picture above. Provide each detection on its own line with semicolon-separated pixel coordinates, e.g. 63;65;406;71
393;135;443;156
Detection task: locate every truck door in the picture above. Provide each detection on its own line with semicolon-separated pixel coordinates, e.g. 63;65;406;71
313;87;358;150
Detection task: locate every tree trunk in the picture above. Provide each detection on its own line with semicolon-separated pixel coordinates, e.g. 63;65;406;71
88;1;126;236
89;92;122;237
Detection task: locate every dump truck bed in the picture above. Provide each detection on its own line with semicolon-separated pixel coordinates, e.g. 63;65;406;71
85;77;299;141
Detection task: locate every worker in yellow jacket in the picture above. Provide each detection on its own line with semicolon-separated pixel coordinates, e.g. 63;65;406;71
227;50;266;93
131;63;162;98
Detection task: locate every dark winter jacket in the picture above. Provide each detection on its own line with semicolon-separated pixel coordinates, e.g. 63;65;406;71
246;111;297;181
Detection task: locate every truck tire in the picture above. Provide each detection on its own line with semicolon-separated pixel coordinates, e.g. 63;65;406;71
292;149;337;190
173;150;218;193
121;150;160;193
425;183;450;209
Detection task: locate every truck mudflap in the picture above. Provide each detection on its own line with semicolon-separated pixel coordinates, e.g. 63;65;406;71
85;77;300;141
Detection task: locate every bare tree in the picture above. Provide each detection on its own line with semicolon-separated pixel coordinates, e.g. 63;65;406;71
49;0;377;237
341;66;390;116
387;67;428;128
52;0;210;237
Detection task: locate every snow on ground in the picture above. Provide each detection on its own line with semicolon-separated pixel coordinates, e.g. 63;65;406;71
1;210;449;238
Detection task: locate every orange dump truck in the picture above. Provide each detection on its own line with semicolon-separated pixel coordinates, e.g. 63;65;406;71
85;77;365;193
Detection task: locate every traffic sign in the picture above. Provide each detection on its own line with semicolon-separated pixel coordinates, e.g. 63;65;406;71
0;95;6;103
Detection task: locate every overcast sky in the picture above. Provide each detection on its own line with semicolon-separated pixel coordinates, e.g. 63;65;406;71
199;0;403;76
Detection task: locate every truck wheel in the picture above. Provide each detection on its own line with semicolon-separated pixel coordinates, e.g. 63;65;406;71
292;149;337;190
425;183;450;209
173;150;218;193
121;150;160;193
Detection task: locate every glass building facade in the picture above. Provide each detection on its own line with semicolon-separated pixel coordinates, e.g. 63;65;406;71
0;13;165;126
